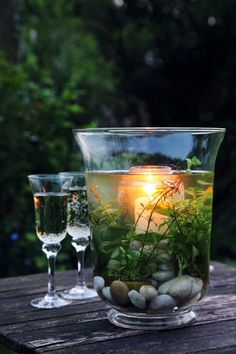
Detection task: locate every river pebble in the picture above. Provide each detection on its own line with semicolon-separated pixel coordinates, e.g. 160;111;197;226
110;280;129;306
149;294;176;311
152;270;174;282
128;290;146;309
158;275;203;302
102;286;115;304
139;285;158;302
93;276;105;292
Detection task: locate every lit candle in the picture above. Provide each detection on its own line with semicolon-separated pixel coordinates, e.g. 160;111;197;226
119;166;184;234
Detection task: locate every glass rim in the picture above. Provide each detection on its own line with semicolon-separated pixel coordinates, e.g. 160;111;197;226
59;172;85;176
28;174;72;179
73;127;226;134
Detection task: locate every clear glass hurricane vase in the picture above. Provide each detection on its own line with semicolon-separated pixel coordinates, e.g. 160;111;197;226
28;174;72;309
59;172;97;300
73;127;225;330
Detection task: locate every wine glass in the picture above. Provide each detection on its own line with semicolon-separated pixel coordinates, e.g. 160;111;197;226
59;172;97;300
28;174;72;309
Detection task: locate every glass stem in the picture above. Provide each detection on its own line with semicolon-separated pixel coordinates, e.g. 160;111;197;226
72;240;88;289
77;250;86;288
42;243;61;298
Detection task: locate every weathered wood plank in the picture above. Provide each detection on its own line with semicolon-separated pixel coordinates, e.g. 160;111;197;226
0;299;107;327
0;310;107;336
1;292;236;335
5;295;236;354
1;262;236;354
0;288;235;329
31;318;236;353
33;318;236;354
0;269;93;292
0;294;100;320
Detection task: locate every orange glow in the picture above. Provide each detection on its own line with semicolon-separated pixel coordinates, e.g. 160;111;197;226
34;196;40;208
206;185;213;194
143;183;156;196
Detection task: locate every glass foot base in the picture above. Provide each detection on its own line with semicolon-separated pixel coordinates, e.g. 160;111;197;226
107;308;197;330
31;294;72;309
61;285;98;300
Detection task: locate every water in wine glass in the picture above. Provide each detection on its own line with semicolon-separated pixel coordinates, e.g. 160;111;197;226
60;173;97;300
34;192;69;244
67;187;90;241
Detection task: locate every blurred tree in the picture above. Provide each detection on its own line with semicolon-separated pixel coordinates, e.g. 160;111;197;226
0;0;18;60
0;0;118;276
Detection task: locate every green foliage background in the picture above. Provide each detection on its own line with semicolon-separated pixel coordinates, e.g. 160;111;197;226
0;0;235;277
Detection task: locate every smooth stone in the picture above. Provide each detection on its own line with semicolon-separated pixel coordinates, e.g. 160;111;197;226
158;275;203;302
146;262;158;273
124;281;144;292
190;278;204;298
110;280;129;306
158;263;173;271
140;285;158;302
158;239;168;249
107;259;120;270
130;241;153;256
102;287;115;304
152;270;174;282
93;276;105;292
184;292;201;306
156;252;172;263
149;294;176;311
128;290;146;309
151;279;158;288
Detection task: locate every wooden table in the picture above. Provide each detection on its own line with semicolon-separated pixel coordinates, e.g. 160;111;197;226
1;262;236;353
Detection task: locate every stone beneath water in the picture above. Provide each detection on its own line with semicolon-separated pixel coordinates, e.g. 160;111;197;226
128;290;146;309
158;263;173;271
93;276;105;292
139;285;158;302
158;275;203;302
156;252;172;263
152;270;174;282
124;281;144;292
102;286;115;304
110;280;129;306
149;294;176;311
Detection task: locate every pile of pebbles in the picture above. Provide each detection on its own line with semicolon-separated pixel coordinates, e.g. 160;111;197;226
93;275;203;312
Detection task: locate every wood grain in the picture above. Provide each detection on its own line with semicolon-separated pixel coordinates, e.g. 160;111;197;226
0;262;236;353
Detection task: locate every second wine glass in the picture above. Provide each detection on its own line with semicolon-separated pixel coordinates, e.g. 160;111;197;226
60;172;97;300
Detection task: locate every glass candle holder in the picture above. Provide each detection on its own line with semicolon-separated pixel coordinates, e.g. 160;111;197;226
73;127;225;330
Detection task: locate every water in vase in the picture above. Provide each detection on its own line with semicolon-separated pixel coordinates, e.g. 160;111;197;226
87;167;214;314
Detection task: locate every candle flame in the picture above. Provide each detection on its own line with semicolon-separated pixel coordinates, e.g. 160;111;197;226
143;183;156;196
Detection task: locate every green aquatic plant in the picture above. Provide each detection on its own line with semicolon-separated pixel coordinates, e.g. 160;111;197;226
186;156;201;173
90;174;212;283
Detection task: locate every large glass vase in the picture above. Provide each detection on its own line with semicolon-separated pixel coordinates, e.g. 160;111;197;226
74;127;225;330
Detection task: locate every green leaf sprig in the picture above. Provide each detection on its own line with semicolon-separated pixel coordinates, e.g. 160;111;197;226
186;156;201;173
